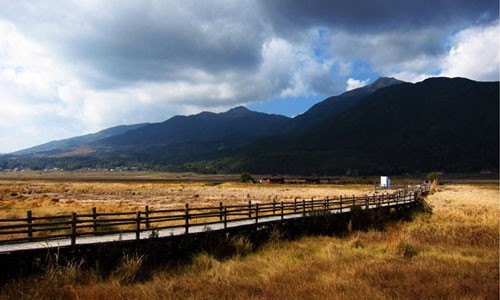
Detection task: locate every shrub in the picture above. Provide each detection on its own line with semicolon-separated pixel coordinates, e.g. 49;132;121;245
191;252;220;272
110;253;145;285
231;235;253;257
267;227;284;248
240;172;254;183
395;232;420;258
427;172;440;184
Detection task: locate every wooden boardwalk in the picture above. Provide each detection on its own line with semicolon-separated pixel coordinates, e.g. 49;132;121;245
0;185;429;254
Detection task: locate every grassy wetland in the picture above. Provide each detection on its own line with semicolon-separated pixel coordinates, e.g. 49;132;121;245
0;173;498;300
0;173;381;218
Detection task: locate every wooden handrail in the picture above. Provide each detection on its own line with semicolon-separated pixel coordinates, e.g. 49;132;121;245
0;184;429;246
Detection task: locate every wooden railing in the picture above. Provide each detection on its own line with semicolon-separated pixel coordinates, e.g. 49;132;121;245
0;184;429;246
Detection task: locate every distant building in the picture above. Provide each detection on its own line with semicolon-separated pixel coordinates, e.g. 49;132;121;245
260;176;285;184
304;177;321;184
259;176;340;185
380;176;391;188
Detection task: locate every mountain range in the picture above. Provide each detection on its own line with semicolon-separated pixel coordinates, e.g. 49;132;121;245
1;77;498;175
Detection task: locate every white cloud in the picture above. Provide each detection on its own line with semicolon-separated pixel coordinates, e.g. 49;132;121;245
0;21;61;101
387;71;437;83
255;37;335;99
388;22;500;83
440;22;499;81
346;78;370;91
0;20;79;152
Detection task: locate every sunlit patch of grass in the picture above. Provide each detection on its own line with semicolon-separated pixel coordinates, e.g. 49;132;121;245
0;180;379;220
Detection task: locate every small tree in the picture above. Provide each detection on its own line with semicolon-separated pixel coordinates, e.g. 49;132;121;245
427;172;440;184
240;172;254;183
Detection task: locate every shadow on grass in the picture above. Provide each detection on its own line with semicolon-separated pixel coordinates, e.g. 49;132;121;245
0;199;431;285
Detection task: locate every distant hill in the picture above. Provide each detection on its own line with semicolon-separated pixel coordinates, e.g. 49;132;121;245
290;77;404;131
85;106;292;164
5;107;292;168
12;123;149;156
212;77;499;174
98;106;290;150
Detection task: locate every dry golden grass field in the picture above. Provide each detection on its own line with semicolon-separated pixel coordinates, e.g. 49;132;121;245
0;174;498;300
0;177;384;218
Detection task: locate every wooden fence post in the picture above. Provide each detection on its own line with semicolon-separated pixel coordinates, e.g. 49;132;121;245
71;212;77;246
255;203;259;224
248;200;252;219
302;199;306;216
339;195;343;212
310;197;314;212
144;205;150;229
184;203;189;234
27;210;33;240
223;205;228;229
294;198;297;213
219;202;223;221
365;195;369;209
136;211;141;240
273;199;276;215
352;195;356;208
92;207;97;232
280;201;284;221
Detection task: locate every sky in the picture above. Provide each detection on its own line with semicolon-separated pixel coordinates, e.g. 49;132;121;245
0;0;498;153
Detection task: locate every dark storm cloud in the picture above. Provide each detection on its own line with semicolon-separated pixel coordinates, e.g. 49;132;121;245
0;0;497;96
0;1;266;88
258;0;498;34
66;6;264;86
329;27;447;71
